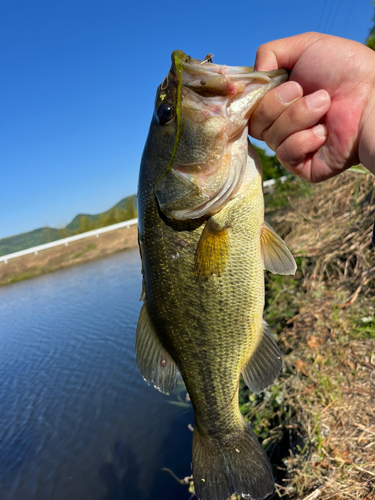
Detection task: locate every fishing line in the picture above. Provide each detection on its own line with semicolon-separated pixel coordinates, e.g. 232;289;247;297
342;0;359;33
317;0;329;33
326;0;342;34
322;0;338;33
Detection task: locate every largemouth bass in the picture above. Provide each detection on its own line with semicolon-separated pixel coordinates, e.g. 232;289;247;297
137;51;296;500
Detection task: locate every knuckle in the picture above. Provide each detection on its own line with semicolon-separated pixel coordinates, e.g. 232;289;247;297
249;128;264;141
262;125;278;151
249;99;274;139
255;45;267;58
253;99;271;121
277;134;304;166
283;101;306;123
262;127;272;146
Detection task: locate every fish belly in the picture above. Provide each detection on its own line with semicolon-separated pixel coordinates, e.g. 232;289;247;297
139;163;274;500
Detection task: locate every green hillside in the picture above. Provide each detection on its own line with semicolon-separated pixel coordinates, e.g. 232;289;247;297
65;195;137;232
0;194;137;257
0;227;61;256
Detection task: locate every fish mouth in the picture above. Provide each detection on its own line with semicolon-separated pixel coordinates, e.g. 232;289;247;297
173;50;287;98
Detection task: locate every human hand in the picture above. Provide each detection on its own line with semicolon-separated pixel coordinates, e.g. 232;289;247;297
249;32;375;181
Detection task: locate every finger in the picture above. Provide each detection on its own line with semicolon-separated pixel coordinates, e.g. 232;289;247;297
275;124;333;182
254;32;329;71
263;90;330;152
249;81;303;140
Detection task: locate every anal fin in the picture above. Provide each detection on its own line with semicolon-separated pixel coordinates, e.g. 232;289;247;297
261;221;296;275
136;303;180;395
242;321;282;393
194;214;229;280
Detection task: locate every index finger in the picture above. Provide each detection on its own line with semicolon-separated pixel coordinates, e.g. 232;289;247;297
254;32;329;71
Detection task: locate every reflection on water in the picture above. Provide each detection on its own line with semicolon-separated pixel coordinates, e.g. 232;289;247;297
0;249;193;500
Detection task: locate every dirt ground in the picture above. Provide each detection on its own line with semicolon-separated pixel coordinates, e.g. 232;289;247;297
0;225;138;286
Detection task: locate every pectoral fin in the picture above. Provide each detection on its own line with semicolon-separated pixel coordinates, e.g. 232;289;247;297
241;321;282;393
261;221;296;275
135;303;180;395
194;214;230;280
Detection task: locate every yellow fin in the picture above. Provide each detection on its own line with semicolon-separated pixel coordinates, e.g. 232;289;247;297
261;221;297;275
194;217;229;279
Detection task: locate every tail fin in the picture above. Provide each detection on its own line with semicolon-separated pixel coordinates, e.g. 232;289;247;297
192;423;274;500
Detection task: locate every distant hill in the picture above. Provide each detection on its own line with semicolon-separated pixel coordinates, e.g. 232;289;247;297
0;227;61;256
0;194;137;257
65;195;137;232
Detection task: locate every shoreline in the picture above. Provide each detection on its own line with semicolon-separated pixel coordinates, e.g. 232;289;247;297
0;225;138;287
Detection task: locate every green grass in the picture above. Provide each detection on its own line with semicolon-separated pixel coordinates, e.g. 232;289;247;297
9;269;45;283
265;177;314;211
71;243;96;259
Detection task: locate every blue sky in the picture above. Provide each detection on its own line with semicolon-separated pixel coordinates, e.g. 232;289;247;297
0;0;373;239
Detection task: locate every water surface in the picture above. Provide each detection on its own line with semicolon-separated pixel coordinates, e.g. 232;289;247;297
0;249;193;500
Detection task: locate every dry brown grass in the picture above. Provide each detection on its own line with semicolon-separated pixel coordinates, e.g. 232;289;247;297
264;170;375;500
272;293;375;500
280;170;375;295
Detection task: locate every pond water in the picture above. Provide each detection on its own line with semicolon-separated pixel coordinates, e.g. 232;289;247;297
0;249;193;500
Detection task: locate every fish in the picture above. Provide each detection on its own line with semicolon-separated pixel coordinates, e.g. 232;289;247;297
136;50;296;500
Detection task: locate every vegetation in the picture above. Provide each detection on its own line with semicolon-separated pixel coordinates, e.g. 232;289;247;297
0;194;137;257
265;176;314;212
65;195;137;234
71;243;96;259
0;227;61;256
366;1;375;50
253;144;287;181
249;170;375;499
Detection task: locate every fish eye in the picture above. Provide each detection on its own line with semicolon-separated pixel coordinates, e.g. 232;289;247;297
156;102;175;124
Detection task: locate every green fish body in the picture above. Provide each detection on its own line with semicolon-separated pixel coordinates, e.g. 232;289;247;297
137;51;296;500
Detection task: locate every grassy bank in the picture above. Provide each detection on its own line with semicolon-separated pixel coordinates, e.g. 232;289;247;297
243;170;375;499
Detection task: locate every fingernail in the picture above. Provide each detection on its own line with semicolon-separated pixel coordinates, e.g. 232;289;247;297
312;124;328;138
306;90;329;110
277;82;301;104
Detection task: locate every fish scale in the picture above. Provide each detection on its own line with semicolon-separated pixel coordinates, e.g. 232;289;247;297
137;50;296;500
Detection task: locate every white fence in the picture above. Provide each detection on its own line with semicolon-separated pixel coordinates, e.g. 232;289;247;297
0;218;138;264
263;174;288;193
0;175;289;265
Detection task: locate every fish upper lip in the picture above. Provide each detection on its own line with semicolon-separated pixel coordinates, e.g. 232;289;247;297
172;50;288;85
